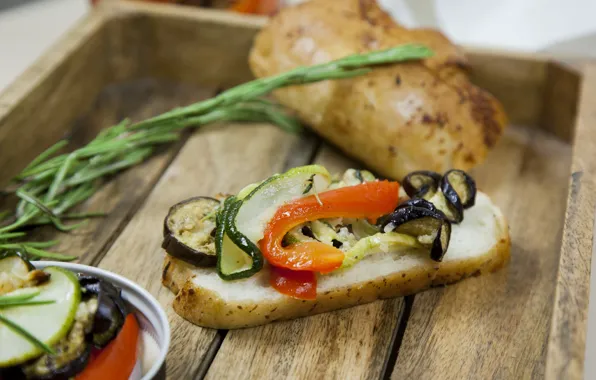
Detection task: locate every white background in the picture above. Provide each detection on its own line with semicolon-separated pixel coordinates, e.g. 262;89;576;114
2;0;596;377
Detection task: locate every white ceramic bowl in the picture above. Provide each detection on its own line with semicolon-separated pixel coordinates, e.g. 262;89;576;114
33;261;170;380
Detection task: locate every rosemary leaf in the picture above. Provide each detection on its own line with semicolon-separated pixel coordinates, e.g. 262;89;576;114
46;153;77;202
0;300;55;308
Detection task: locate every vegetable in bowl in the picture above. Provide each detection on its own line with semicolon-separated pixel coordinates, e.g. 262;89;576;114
0;255;167;380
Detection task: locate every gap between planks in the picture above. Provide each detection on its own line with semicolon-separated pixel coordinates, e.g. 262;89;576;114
203;143;410;380
388;125;572;379
94;122;319;379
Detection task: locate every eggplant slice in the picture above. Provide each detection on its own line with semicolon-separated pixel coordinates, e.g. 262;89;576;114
441;169;477;209
78;276;128;349
20;298;97;380
402;171;442;200
162;196;220;267
379;205;451;262
395;198;440;214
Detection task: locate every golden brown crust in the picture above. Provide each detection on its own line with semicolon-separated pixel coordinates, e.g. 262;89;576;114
248;0;508;180
163;255;438;329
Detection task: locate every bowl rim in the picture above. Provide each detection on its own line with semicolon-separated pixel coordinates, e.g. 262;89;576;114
33;260;170;380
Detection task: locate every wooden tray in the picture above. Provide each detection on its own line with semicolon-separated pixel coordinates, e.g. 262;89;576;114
1;1;594;379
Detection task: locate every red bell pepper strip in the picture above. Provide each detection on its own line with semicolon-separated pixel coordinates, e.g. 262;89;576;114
270;266;317;300
260;180;400;299
76;314;140;380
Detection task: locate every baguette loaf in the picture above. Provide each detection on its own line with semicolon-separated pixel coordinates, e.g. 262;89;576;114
162;191;510;329
248;0;508;181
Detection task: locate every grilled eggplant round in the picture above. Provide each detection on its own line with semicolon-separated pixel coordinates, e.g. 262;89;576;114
441;169;477;209
162;196;220;267
402;171;442;199
78;276;127;348
379;205;451;262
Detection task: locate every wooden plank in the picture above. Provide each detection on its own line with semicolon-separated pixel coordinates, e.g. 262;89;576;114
539;62;581;143
390;125;572;379
112;0;266;89
546;64;596;380
465;50;547;129
205;145;404;380
55;80;213;264
96;122;316;379
0;11;110;185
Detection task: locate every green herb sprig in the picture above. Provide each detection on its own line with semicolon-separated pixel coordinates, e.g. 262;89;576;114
0;44;433;261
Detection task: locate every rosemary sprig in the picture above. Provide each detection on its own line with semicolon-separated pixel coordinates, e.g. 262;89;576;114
0;44;433;261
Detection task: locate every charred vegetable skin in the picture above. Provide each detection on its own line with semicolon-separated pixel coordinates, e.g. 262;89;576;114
402;171;442;199
78;276;128;348
379;199;451;262
402;169;477;224
0;270;130;380
162;197;220;267
215;197;264;281
441;169;477;209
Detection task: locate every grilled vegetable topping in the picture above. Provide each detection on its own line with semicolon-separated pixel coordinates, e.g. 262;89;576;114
216;165;331;281
0;254;49;296
441;169;477;209
234;165;332;244
78;276;127;348
20;298;97;380
75;313;139;380
379;205;451;262
402;171;442;199
216;197;264;280
402;170;478;224
260;181;400;299
162;196;220;267
0;267;81;368
310;220;338;245
395;198;440;213
349;219;380;240
342;232;421;268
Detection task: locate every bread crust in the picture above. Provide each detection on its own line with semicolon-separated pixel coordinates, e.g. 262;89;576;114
162;255;438;329
162;207;510;329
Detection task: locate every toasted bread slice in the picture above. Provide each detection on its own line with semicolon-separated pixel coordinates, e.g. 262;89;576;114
162;192;509;329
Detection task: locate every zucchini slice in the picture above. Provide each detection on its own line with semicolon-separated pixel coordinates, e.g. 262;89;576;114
216;198;263;280
0;267;81;367
216;165;331;281
234;165;332;244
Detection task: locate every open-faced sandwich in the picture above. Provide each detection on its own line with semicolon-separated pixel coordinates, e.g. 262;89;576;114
0;255;155;380
161;165;510;329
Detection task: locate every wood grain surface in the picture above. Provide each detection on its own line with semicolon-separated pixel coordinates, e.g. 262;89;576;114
546;65;596;380
391;126;571;379
206;145;404;380
0;11;109;185
96;122;316;379
1;1;592;378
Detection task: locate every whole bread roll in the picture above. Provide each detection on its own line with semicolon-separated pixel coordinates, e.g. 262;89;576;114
248;0;508;180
